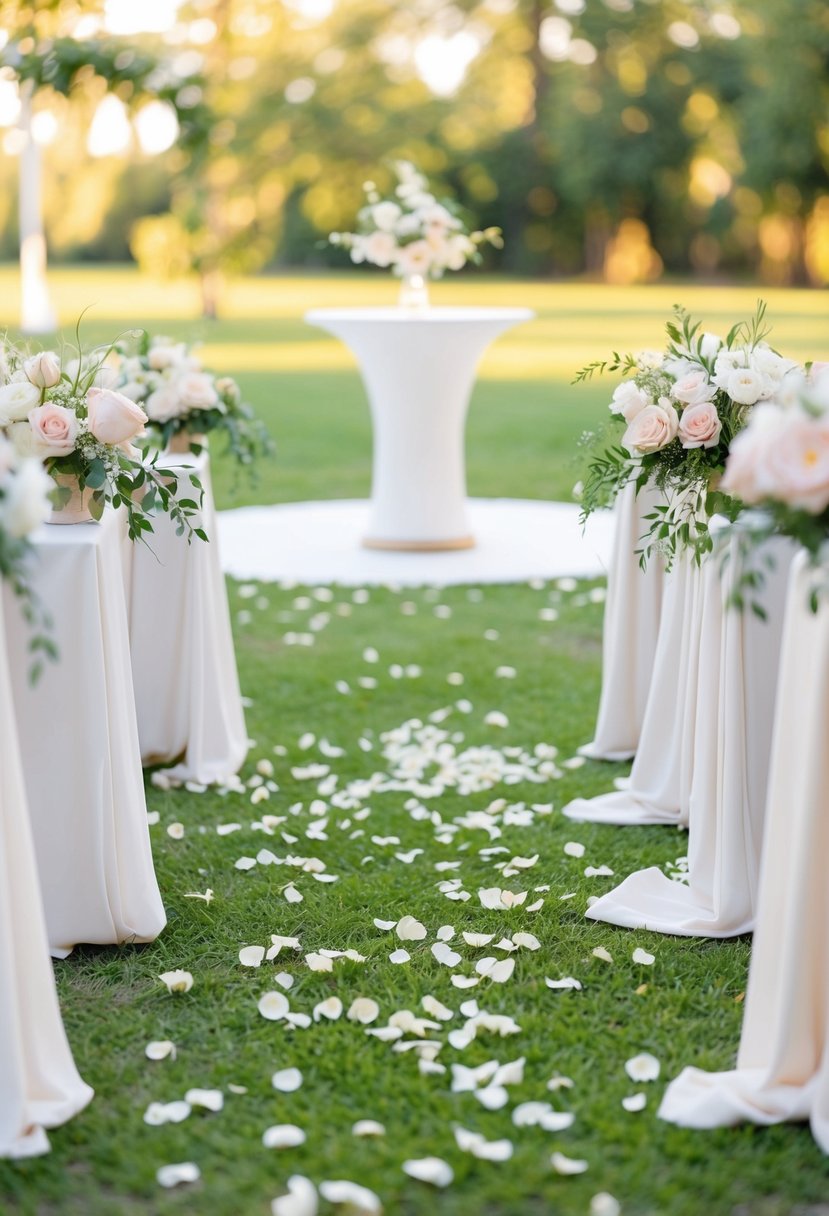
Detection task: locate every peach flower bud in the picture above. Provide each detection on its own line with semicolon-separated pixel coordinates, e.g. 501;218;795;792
28;403;79;458
678;401;722;449
86;387;147;446
23;351;62;389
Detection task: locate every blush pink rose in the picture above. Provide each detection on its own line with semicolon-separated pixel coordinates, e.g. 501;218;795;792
752;411;829;513
622;400;679;454
672;370;715;406
678;401;722;449
86;387;147;445
28;403;78;458
721;403;794;504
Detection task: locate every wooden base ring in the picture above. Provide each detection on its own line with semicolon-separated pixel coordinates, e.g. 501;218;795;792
363;534;476;552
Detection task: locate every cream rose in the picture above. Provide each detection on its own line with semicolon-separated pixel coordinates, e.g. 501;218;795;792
611;380;651;422
148;341;190;371
1;456;53;538
28;403;79;458
727;367;765;406
363;230;398;268
622;399;679;454
175;372;219;410
672;370;715;406
371;201;402;232
86;387;147;445
751;409;829;513
395;239;434;276
145;384;185;423
0;380;41;425
23;350;62;389
678;401;722;449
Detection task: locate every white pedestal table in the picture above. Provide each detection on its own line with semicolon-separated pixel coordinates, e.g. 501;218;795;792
305;307;534;550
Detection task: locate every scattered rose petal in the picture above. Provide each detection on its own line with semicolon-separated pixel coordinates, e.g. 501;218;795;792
431;942;462;968
353;1120;386;1137
390;948;411;964
258;991;290;1021
313;997;343;1022
272;1175;318;1216
156;1162;200;1188
422;996;453;1021
551;1151;589;1175
397;915;427;941
402;1157;454;1188
632;947;655;966
625;1052;660;1082
592;946;613;963
145;1040;176;1061
239;945;266;968
263;1124;306;1149
590;1194;621;1216
622;1092;647;1112
272;1068;303;1093
159;969;193;994
185;1088;223;1112
545;977;582;991
348;998;380;1024
306;953;334;973
319;1180;382;1213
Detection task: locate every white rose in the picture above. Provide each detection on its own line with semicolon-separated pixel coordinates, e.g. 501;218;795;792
727;367;765;406
395;240;434;276
372;201;402;232
0;380;41;425
1;457;53;538
148;341;190;371
713;348;748;390
610;380;651;422
175;372;218;410
363;230;398;268
145;384;186;423
23;351;61;389
699;332;723;361
671;370;715;406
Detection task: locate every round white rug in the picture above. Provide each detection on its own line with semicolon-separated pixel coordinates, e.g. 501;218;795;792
218;498;614;587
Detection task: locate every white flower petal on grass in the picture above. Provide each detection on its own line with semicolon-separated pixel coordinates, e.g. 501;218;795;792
632;947;655;965
185;1088;223;1112
495;666;517;679
622;1092;647;1112
239;945;266;968
263;1124;306;1149
475;1085;509;1111
484;958;515;984
513;1101;552;1128
541;1110;576;1132
167;823;185;839
462;932;495;947
436;924;455;942
450;975;480;989
585;865;614;878
276;971;294;989
454;1125;513;1162
551;1151;589;1175
284;883;303;904
348;998;380;1025
547;1074;575;1091
235;856;257;871
563;841;585;858
390;948;411;965
397;915;427;941
422;995;453;1021
156;1162;200;1188
145;1040;176;1061
545;977;582;991
402;1157;454;1188
484;711;509;728
512;932;541;951
352;1120;386;1137
258;991;290;1021
144;1100;191;1125
272;1175;318;1216
159;970;193;994
313;997;343;1022
431;942;462;968
492;1057;525;1087
625;1052;660;1082
305;953;333;973
590;1194;621;1216
272;1068;303;1093
365;1026;403;1042
374;918;397;931
319;1180;383;1213
592;946;613;963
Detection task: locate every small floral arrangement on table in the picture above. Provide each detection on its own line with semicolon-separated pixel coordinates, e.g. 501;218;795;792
113;332;272;474
717;365;829;610
329;160;502;302
576;301;802;566
0;336;205;543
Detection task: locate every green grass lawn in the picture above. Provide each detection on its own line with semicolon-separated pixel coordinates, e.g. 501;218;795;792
1;269;829;1215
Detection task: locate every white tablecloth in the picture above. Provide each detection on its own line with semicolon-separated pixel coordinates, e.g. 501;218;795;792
129;451;247;784
579;481;665;762
305;307;533;549
565;550;704;826
1;508;166;958
585;533;794;937
0;593;93;1158
659;551;829;1146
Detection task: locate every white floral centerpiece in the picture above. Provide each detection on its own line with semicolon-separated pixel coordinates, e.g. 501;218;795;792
0;337;204;540
113;333;272;470
577;302;803;565
329;160;502;308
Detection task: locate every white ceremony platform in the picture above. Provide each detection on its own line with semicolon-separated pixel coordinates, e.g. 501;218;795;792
217;498;614;587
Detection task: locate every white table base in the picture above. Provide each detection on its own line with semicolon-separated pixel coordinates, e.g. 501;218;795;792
2;509;166;957
0;595;92;1158
305;308;533;550
585;534;794;937
130;451;248;785
565;551;704;826
659;552;829;1147
579;481;665;762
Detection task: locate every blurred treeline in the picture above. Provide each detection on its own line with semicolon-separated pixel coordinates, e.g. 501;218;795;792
1;0;828;290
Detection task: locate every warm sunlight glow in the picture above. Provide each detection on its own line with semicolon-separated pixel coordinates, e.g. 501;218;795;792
414;32;481;97
87;94;132;157
104;0;183;36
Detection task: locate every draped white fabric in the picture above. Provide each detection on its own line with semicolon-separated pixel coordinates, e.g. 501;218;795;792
129;451;248;784
579;481;665;762
1;508;166;958
585;533;795;937
659;551;829;1147
565;550;704;826
0;593;93;1158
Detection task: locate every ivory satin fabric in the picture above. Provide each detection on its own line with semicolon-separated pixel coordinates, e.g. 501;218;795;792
585;533;795;937
130;451;248;784
1;508;166;958
0;594;93;1158
659;551;829;1147
579;481;665;762
565;550;704;826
